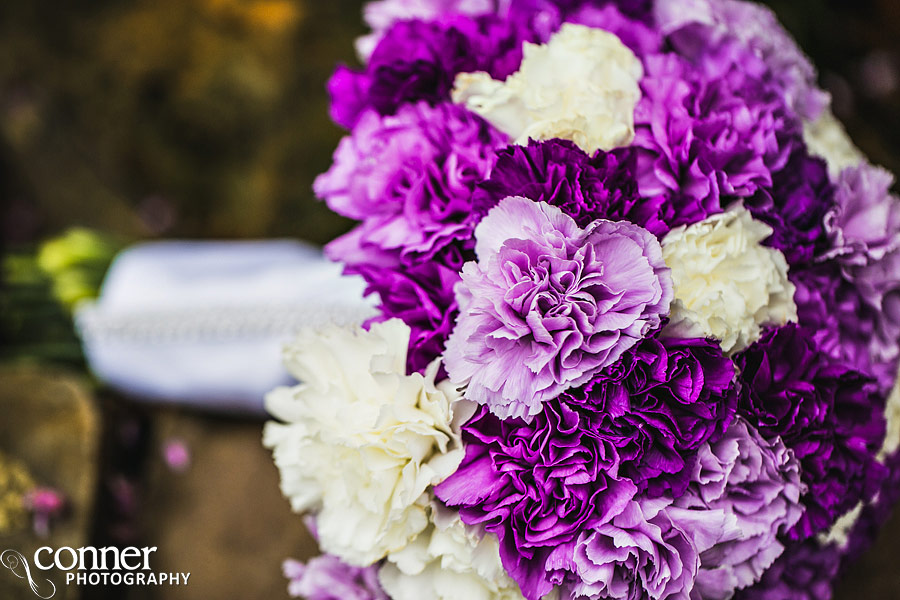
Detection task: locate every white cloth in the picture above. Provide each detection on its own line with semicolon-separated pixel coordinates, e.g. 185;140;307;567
75;240;377;414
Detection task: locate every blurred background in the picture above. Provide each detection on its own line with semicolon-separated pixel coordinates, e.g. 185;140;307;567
2;0;900;598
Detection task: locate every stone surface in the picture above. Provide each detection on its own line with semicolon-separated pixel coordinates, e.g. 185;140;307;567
0;366;101;600
130;409;316;600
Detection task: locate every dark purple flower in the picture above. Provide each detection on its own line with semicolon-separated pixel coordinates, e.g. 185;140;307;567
556;0;654;23
734;540;840;600
744;147;833;265
435;401;637;600
567;2;661;57
735;323;887;539
436;333;736;598
633;35;800;230
472;140;667;236
329;14;545;130
792;262;900;395
326;236;466;375
315;102;506;263
283;555;387;600
444;197;672;419
803;162;900;391
560;335;738;497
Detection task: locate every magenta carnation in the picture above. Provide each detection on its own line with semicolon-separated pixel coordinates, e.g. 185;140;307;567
436;334;736;599
435;401;637;600
655;0;829;121
328;14;545;129
560;336;737;497
316;102;506;263
744;147;833;266
444;196;673;420
633;34;800;230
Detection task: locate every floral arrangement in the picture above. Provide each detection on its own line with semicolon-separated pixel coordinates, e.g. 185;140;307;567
265;1;900;599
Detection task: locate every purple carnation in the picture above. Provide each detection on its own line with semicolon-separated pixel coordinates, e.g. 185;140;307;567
282;555;387;600
472;140;667;237
734;540;841;600
315;102;506;263
836;253;900;388
326;235;465;374
792;260;900;395
436;333;736;598
654;0;830;122
566;2;661;57
328;14;544;129
356;0;495;60
633;35;800;230
445;196;673;419
744;146;833;266
811;162;900;390
674;417;805;599
569;497;701;600
824;163;900;264
557;0;654;23
435;401;638;600
735;323;887;539
560;336;737;497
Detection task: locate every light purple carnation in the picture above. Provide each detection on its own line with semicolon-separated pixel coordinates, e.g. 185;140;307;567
444;196;673;420
315;102;506;263
283;555;387;600
795;163;900;392
840;251;900;382
569;497;703;600
674;417;805;599
654;0;830;121
824;162;900;264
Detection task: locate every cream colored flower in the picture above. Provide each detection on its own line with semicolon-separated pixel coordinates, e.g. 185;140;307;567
263;319;472;566
879;373;900;460
452;23;642;155
803;109;864;177
661;206;797;353
379;503;526;600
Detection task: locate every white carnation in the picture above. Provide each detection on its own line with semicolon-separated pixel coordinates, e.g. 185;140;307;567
452;23;642;155
879;372;900;460
379;503;526;600
263;319;472;566
818;501;864;550
661;206;797;354
803;108;864;177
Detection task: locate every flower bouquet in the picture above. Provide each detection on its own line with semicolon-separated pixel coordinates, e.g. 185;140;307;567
265;1;900;599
